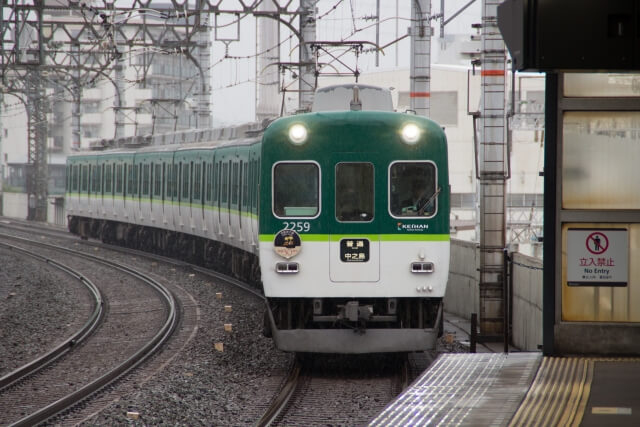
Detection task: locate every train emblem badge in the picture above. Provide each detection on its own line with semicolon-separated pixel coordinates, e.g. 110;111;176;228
273;229;302;259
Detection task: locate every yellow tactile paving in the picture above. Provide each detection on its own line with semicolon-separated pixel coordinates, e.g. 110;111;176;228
511;357;640;427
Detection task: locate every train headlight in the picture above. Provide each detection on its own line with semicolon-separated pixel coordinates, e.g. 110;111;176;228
401;123;420;144
288;123;308;145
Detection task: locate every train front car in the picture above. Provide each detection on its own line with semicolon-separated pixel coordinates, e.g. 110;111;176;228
259;105;450;353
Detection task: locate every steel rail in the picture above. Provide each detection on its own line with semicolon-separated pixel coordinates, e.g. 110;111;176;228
254;360;301;427
0;233;178;427
0;241;104;392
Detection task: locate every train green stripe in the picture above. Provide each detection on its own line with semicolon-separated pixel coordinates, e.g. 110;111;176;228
259;234;450;242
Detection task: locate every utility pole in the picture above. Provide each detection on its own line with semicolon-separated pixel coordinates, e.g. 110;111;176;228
256;0;280;121
25;68;48;222
410;0;432;118
299;0;316;111
477;0;509;339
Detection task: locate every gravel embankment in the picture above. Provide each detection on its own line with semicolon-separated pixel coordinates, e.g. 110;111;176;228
0;247;92;376
80;260;293;426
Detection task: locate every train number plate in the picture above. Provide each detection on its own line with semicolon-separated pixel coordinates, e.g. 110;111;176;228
340;239;369;262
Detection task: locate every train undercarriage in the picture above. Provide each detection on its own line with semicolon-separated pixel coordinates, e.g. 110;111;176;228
263;297;444;353
67;215;261;286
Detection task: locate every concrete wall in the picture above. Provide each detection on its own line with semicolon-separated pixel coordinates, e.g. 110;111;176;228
1;192;66;227
446;238;543;351
445;238;480;318
511;252;543;351
2;192;27;219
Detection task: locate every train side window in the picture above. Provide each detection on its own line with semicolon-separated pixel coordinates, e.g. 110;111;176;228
142;164;150;196
232;162;239;205
88;165;92;194
116;164;123;194
74;165;79;192
127;164;133;196
134;164;140;196
212;162;218;203
205;163;212;203
172;164;179;198
273;162;319;217
182;162;190;201
81;165;89;193
252;160;259;209
194;162;201;201
97;165;102;193
154;164;162;197
389;161;437;218
221;162;229;203
165;163;172;199
242;161;249;208
105;164;112;194
335;162;374;222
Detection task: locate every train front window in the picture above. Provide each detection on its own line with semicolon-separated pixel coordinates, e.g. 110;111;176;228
273;162;319;217
335;162;374;222
390;161;437;217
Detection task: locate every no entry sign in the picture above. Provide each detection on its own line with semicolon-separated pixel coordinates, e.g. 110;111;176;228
567;228;628;286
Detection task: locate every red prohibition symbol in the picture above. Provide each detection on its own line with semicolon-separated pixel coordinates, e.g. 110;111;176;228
586;232;609;255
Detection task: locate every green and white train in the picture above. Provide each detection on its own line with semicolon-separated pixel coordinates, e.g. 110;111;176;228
66;84;450;353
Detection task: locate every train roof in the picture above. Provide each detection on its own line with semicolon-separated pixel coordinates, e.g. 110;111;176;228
66;134;262;158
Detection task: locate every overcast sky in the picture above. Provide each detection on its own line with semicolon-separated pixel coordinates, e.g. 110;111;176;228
209;0;481;125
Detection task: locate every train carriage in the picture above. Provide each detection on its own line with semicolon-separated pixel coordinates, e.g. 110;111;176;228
259;108;449;353
66;84;450;354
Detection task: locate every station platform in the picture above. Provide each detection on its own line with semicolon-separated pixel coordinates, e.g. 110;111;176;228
370;314;640;426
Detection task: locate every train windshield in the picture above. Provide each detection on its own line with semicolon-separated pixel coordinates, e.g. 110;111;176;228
389;161;437;217
335;162;374;222
273;162;319;217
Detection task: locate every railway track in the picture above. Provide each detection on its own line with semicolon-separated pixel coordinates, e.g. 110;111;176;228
0;233;178;426
256;353;417;426
0;218;444;424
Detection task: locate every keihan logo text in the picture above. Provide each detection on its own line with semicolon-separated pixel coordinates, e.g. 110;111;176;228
397;222;429;232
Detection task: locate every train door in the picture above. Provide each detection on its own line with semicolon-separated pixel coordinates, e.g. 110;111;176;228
328;153;380;283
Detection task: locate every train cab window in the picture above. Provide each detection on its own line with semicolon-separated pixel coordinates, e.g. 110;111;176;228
389;161;437;218
335;162;374;222
273;162;319;217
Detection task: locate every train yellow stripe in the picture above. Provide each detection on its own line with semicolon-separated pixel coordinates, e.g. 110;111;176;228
258;234;450;242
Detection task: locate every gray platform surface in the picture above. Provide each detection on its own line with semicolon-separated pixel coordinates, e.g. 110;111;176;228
369;352;542;426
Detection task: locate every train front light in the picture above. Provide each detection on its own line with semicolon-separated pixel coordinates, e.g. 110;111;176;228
288;123;308;145
400;123;421;144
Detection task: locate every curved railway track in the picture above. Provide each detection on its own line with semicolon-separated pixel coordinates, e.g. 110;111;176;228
0;233;178;426
0;218;444;425
0;241;104;391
